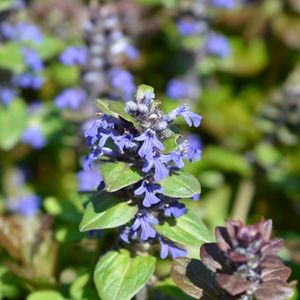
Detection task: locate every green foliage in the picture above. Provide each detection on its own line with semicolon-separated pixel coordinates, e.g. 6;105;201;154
100;162;143;192
155;211;213;250
79;192;138;231
95;99;139;127
160;172;201;198
26;291;65;300
94;249;156;300
0;99;27;150
0;43;25;72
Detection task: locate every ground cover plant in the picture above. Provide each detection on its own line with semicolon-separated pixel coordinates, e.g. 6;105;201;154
0;0;299;299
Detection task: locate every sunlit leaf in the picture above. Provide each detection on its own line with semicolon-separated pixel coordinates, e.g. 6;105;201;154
94;249;156;300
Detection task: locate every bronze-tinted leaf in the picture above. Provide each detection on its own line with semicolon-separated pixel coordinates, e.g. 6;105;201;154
215;226;231;252
171;258;203;299
0;216;24;261
200;243;224;272
216;274;251;296
261;256;292;282
254;279;294;300
261;238;284;256
172;258;223;300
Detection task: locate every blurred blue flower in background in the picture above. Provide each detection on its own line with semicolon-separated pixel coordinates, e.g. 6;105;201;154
60;46;88;66
110;68;136;100
22;47;43;71
55;88;86;110
166;79;190;100
0;87;16;106
77;165;103;192
7;194;41;217
14;73;43;89
210;0;236;9
176;19;204;36
206;32;230;57
21;125;46;149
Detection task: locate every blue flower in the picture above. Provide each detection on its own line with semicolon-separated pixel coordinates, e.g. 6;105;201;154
142;151;171;181
170;141;201;169
166;79;189;100
113;132;136;153
125;45;139;60
176;19;201;36
159;237;187;259
21;125;46;149
135;129;164;158
22;47;43;71
0;22;16;40
110;68;136;100
0;87;15;106
168;104;202;127
54;88;86;110
14;73;43;89
206;32;230;58
161;201;186;218
7;194;41;217
59;46;87;66
210;0;236;9
77;166;103;192
134;180;163;207
132;211;159;241
15;22;43;44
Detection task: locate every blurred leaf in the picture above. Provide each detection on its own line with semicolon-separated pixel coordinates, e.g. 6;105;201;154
202;185;231;230
155;211;213;248
0;43;25;72
44;197;82;224
272;13;300;49
55;226;85;243
27;291;64;300
101;162;143;192
0;99;27;150
94;249;156;300
69;273;92;300
254;142;281;168
202;38;268;76
34;36;65;60
0;0;13;10
201;146;252;176
160;172;201;198
79;192;137;231
51;64;80;87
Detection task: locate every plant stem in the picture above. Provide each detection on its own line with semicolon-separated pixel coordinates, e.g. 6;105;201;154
231;178;255;222
136;285;148;300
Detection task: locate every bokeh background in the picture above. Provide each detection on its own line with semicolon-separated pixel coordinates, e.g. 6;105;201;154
0;0;299;299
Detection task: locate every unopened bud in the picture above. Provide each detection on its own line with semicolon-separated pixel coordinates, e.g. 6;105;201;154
126;101;138;113
137;104;148;114
156;121;168;131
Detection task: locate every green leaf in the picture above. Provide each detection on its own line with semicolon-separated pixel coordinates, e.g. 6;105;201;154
0;0;13;10
79;192;138;231
160;172;201;198
101;162;143;192
163;134;180;153
34;36;65;60
155;211;212;247
0;99;28;150
0;43;25;72
27;291;64;300
95;99;117;116
108;102;139;127
95;99;139;127
136;84;154;101
94;249;156;300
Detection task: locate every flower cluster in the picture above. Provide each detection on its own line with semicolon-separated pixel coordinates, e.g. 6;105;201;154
83;85;202;258
166;0;234;100
81;2;137;100
0;3;44;106
199;219;294;299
